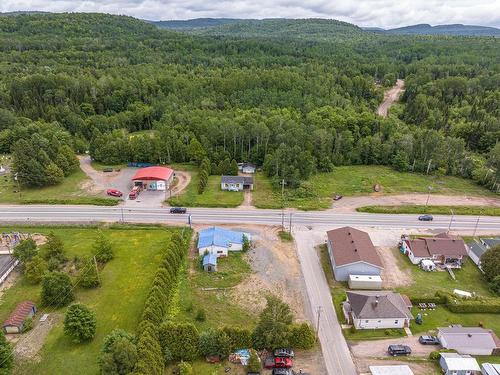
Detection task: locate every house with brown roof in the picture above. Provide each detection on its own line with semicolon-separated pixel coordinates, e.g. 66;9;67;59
343;291;413;329
326;227;383;282
401;233;467;268
2;300;36;334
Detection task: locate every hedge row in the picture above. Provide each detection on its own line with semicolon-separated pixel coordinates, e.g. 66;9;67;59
134;231;190;375
410;292;500;314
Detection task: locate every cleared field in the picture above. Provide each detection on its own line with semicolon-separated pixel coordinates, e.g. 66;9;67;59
0;225;178;375
253;166;496;210
357;205;500;216
167;167;244;208
0;168;118;206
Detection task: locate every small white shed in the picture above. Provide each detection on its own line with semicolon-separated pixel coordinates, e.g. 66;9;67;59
370;365;414;375
420;259;436;271
348;274;382;290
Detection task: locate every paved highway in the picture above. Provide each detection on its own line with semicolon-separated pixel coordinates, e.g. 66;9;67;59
1;205;500;231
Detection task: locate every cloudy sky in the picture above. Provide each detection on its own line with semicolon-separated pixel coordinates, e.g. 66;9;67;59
2;0;500;29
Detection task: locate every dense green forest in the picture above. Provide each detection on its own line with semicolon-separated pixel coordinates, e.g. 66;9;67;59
0;13;498;191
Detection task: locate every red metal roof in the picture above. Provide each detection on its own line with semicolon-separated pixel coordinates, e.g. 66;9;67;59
327;227;383;268
132;166;174;181
3;301;35;328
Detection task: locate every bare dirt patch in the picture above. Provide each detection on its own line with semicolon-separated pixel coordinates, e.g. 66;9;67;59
377;246;413;288
169;171;191;198
11;313;62;362
377;79;404;118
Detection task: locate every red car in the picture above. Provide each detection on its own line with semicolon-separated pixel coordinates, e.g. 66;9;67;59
274;357;293;368
106;189;123;197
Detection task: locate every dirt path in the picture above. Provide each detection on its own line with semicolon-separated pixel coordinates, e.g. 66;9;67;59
169;171;191;198
377;247;413;288
377;79;404;118
332;193;500;212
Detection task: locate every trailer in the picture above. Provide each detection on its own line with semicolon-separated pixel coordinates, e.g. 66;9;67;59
348;274;382;290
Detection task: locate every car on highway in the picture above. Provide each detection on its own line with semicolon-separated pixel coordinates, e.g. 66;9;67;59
418;214;434;221
106;189;123;197
419;335;440;345
170;207;187;214
388;344;412;356
274;348;295;358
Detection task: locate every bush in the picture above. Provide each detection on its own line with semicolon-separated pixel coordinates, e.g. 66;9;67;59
429;350;441;360
489;275;500;296
93;230;114;263
78;257;100;288
222;327;252;351
289;323;316;349
13;238;37;264
252;295;293;349
24;255;48;284
42;232;67;264
178;361;193;375
247;349;261;373
195;308;206;322
0;330;13;373
99;329;137;375
199;328;231;359
158;322;200;362
41;271;74;307
242;235;250;252
481;244;500;282
446;296;500;313
64;303;97;343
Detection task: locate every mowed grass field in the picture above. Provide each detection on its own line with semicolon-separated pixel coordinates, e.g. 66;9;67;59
253;166;496;210
358;205;500;216
0;225;179;375
167;165;244;208
0;167;118;206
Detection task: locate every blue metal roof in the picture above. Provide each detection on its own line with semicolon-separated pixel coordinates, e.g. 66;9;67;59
202;253;217;266
198;227;245;249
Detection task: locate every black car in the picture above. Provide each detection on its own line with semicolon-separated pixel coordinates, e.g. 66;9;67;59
274;348;295;358
388;344;412;356
271;369;292;375
418;214;433;221
170;207;187;214
419;335;440;345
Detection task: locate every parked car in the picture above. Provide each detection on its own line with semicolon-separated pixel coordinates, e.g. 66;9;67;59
334;194;343;201
103;167;113;173
170;207;187;214
418;214;434;221
274;348;295;358
106;189;123;197
264;356;275;369
388;345;412;356
419;335;440;345
271;369;292;375
274;357;292;368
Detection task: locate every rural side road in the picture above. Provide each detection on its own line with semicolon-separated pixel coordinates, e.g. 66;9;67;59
377;79;405;117
294;229;357;375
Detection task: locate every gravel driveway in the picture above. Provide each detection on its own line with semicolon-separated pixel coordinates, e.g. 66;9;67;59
349;336;439;358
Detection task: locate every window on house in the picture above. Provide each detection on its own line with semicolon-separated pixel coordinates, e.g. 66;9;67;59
395;320;398;324
365;320;369;323
378;320;381;323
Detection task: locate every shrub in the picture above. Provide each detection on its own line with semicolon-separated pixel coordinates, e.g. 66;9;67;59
24;255;48;284
78;257;100;288
289;323;316;349
158;322;200;362
99;329;137;375
42;232;67;264
178;361;193;375
199;329;231;359
222;327;252;351
252;295;293;349
93;230;114;263
481;244;500;282
242;235;250;252
41;271;74;307
13;238;37;264
0;330;13;373
64;303;97;343
490;275;500;296
429;350;441;360
246;349;261;373
446;296;500;313
195;308;206;322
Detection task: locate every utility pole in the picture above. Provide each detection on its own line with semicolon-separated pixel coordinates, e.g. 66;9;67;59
280;179;286;232
288;213;293;234
473;216;480;237
425;186;432;207
426;159;432;174
281;210;285;232
120;207;124;222
93;255;100;284
316;306;323;335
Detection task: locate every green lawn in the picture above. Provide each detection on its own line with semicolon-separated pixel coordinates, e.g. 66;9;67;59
357;205;500;216
0;226;179;375
90;161;127;171
394;248;494;297
168;252;256;332
344;328;406;341
409;306;500;336
0;168;118;206
168;168;244;208
253;166;496;211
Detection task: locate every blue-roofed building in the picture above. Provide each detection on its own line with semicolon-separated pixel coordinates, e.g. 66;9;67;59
202;254;217;272
197;227;251;257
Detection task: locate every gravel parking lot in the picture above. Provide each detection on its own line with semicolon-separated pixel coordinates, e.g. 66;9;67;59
349;336;439;359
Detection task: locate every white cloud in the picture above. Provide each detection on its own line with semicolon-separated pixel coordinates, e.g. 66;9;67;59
1;0;499;29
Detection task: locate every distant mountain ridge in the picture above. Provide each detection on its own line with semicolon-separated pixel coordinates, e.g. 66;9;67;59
364;23;500;36
148;18;245;30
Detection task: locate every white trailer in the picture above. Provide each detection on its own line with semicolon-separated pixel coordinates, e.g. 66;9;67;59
348;274;382;290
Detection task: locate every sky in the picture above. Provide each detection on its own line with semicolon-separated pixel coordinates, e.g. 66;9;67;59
1;0;500;29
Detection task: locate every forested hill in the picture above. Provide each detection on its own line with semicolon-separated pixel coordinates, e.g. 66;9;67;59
149;18;244;30
0;13;499;193
385;23;500;37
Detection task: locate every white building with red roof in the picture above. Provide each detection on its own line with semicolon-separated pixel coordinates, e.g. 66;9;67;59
131;166;174;191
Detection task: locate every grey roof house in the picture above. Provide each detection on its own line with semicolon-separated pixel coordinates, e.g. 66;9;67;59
481;237;500;249
438;327;500;355
343;291;413;329
326;227;383;281
468;237;500;268
238;163;256;174
220;176;254;191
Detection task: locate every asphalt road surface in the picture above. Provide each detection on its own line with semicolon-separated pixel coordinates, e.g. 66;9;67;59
294;230;357;375
1;205;500;232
